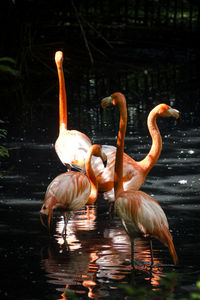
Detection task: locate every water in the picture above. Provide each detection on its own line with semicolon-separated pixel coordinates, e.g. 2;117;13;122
1;54;200;299
1;120;200;299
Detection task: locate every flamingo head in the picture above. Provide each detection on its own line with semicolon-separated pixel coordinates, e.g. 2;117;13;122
90;144;107;167
55;51;63;68
157;104;180;119
40;203;50;215
101;95;113;109
40;196;56;229
101;92;126;109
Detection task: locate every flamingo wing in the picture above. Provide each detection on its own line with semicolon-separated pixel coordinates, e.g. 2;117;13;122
43;172;91;212
115;190;169;239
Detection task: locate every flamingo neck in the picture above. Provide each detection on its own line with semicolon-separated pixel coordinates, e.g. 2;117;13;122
57;61;67;131
140;108;162;175
85;152;98;204
114;95;127;198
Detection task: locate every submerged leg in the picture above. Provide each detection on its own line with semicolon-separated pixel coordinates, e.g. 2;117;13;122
149;239;154;266
108;202;114;214
131;240;135;267
61;212;70;236
47;209;53;235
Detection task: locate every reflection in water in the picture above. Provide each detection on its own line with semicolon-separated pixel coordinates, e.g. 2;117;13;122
55;205;97;251
40;204;173;299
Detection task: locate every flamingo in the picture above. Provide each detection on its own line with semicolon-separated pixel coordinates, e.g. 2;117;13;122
92;101;179;195
102;92;178;267
40;144;107;234
54;51;92;171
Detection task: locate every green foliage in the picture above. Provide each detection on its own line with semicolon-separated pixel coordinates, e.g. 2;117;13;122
0;120;9;158
0;57;19;77
190;281;200;300
119;273;200;300
119;283;152;299
0;146;9;158
63;289;79;299
0;57;16;64
0;128;7;139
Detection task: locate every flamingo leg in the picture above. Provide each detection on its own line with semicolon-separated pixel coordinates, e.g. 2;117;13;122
61;212;70;236
131;240;135;267
149;239;154;266
108;202;114;214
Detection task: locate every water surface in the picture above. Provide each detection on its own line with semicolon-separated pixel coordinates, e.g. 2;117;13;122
1;121;200;299
0;54;200;299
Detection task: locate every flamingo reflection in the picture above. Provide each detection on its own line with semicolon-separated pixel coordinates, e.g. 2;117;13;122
41;208;170;299
55;205;97;251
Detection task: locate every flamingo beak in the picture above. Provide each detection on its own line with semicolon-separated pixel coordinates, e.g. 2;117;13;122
101;96;113;109
40;213;48;229
103;159;107;168
168;108;180;119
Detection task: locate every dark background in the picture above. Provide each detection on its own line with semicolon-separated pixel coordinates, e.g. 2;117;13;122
0;2;200;299
1;0;200;143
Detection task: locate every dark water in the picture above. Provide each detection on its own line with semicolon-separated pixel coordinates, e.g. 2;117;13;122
1;57;200;299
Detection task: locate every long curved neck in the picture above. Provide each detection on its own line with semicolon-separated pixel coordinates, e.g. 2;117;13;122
114;95;127;198
139;109;162;175
56;60;67;131
85;152;98;204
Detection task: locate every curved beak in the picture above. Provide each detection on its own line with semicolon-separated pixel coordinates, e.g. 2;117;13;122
40;213;48;229
101;96;112;109
168;108;180;119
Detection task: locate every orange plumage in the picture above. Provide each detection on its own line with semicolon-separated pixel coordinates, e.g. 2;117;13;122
92;102;179;197
54;51;92;171
102;92;178;266
40;145;107;233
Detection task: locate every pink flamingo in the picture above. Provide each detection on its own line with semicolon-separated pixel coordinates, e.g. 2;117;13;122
92;102;179;195
102;92;178;267
40;144;107;234
55;51;92;171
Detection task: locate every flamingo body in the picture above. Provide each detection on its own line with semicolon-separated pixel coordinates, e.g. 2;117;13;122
40;171;91;230
93;146;145;192
92;103;179;194
115;190;177;265
55;51;92;171
55;128;92;170
40;145;107;231
102;92;178;266
41;172;91;215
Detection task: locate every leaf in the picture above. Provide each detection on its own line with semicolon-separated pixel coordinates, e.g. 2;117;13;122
64;289;79;299
0;64;19;77
0;57;16;64
0;129;7;139
197;281;200;289
190;293;200;299
0;146;9;158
